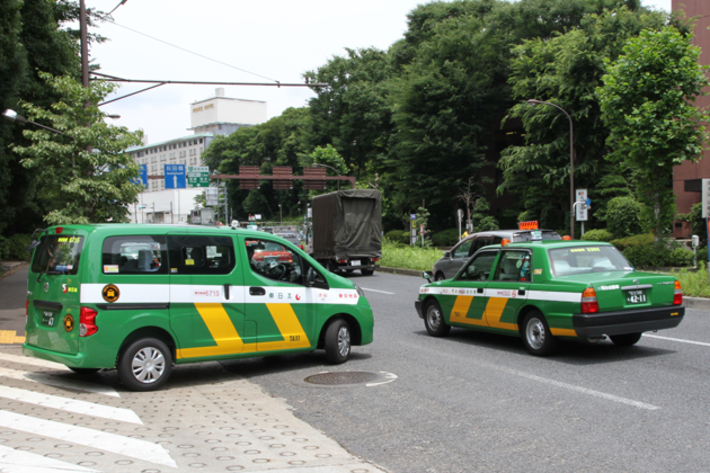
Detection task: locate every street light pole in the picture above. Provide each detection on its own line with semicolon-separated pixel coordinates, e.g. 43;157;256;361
527;99;575;239
278;204;282;223
312;163;340;190
2;109;73;139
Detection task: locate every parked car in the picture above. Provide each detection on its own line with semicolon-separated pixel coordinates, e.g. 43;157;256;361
432;228;561;281
416;239;684;356
275;232;304;250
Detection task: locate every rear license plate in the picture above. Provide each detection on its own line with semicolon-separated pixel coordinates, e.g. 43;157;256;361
626;290;647;304
350;260;360;267
41;310;56;327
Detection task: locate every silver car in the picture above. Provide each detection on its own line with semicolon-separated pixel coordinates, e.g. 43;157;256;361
431;229;561;281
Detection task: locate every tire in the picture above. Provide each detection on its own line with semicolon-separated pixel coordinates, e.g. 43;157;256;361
521;310;556;356
610;332;642;347
69;367;100;375
361;268;374;276
424;300;450;337
434;272;446;282
118;338;172;391
325;319;351;364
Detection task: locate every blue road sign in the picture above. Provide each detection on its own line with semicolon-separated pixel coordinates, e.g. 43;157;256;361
140;164;148;187
164;164;186;189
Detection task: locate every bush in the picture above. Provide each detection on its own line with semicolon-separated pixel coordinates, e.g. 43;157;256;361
605;196;643;238
6;234;32;261
610;233;654;251
385;230;409;244
622;243;665;268
0;236;9;260
667;248;694;267
432;228;459;247
581;229;614;242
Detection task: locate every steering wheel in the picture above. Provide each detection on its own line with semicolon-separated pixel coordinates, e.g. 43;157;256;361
267;263;287;280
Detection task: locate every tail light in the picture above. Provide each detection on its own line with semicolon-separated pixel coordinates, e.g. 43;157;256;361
371;257;380;263
581;288;599;313
673;280;683;305
25;300;29;317
338;259;348;264
79;307;98;337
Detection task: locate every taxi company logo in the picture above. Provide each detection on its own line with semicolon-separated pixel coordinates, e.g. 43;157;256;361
63;314;74;332
295;294;301;301
102;284;120;303
600;284;620;291
62;284;67;293
44;282;49;293
496;290;516;298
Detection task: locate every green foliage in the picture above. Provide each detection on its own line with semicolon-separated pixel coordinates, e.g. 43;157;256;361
686;203;706;248
581;229;614;242
12;74;143;225
5;233;31;261
380;237;443;271
603;196;643;238
672;263;710;298
597;26;710;240
610;233;653;251
384;230;409;244
432;228;459;247
668;248;694;267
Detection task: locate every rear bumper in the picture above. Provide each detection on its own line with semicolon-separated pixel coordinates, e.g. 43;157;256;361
572;305;684;337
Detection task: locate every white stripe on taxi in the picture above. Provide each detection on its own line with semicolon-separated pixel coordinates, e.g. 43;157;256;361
419;285;582;303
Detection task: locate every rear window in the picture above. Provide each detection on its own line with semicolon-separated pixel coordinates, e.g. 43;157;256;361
548;246;633;277
102;235;168;275
31;235;84;275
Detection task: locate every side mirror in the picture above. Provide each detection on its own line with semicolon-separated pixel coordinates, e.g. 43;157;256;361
443;251;451;258
422;271;433;283
306;267;317;286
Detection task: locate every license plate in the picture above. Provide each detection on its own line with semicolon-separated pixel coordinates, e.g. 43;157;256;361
350;260;360;267
41;310;56;327
626;290;647;304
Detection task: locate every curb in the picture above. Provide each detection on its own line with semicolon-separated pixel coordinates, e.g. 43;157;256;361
378;266;710;311
0;261;28;279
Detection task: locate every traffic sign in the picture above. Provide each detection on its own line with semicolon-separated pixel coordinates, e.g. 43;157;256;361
187;166;210;188
164;164;186;189
140;164;148;187
205;187;219;206
576;189;588;222
702;179;710;218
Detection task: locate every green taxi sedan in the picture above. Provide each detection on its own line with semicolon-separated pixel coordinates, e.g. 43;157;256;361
415;240;684;355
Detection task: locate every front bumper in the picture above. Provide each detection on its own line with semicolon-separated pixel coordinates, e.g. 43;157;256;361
572;305;685;338
415;300;424;319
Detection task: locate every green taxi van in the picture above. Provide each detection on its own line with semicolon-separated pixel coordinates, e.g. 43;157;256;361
416;239;684;355
23;224;374;390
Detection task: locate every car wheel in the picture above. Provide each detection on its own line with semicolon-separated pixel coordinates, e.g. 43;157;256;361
609;332;642;347
361;268;374;276
69;367;100;375
118;338;172;391
434;272;446;281
325;319;351;364
424;300;450;337
521;311;556;356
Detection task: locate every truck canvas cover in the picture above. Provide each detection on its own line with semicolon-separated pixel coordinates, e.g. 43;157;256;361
311;189;382;260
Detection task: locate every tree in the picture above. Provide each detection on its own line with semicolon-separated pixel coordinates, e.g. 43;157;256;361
12;73;143;224
597;26;710;239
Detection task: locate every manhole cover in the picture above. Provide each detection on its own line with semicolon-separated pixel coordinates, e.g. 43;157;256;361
295;371;397;389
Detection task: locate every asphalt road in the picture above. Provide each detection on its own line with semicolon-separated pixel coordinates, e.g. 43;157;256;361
242;271;710;473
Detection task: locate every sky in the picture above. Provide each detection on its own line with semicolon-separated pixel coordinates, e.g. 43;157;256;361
85;0;672;144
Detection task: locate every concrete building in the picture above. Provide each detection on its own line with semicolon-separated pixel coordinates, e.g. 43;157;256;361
126;88;267;223
673;0;710;238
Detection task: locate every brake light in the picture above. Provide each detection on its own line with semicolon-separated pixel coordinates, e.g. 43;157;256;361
338;259;348;264
673;280;683;305
25;300;29;317
55;227;63;234
79;307;98;337
581;288;599;313
371;257;380;262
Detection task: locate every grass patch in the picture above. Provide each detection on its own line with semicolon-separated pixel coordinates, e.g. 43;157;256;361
380;238;443;271
670;263;710;298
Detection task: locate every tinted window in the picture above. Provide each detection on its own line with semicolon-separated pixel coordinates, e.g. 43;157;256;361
103;235;168;275
32;235;84;275
494;250;532;282
167;235;235;275
453;239;473;258
458;251;498;281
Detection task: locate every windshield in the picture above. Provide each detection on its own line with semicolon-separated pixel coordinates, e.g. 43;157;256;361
31;235;84;275
548;245;633;277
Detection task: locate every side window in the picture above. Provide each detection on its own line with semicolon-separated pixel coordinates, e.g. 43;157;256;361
167;235;235;275
470;236;491;255
453;239;473;258
102;235;168;275
246;238;304;285
458;251;498;281
494;250;532;282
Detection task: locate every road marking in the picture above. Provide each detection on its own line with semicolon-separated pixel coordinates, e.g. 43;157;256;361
0;410;176;468
0;385;141;424
0;353;71;371
643;333;710;347
0;331;25;344
360;287;395;295
508;369;660;411
0;444;99;473
0;366;119;397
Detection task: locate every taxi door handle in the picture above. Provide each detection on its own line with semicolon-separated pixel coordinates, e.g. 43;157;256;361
476;287;484;294
518;287;526;296
249;287;266;296
224;284;230;300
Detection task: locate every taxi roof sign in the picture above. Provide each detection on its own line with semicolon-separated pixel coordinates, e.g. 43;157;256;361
519;220;539;230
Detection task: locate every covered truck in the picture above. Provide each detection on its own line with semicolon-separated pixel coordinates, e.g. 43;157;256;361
311;189;382;276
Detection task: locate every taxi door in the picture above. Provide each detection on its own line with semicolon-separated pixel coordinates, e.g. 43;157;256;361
441;250;499;328
485;249;531;333
167;233;245;361
239;236;314;354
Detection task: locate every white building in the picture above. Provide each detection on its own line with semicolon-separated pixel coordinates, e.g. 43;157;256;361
126;88;267;223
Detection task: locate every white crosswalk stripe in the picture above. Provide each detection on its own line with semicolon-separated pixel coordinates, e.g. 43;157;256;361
0;352;72;371
0;366;120;397
0;410;177;468
0;385;141;424
0;444;99;473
